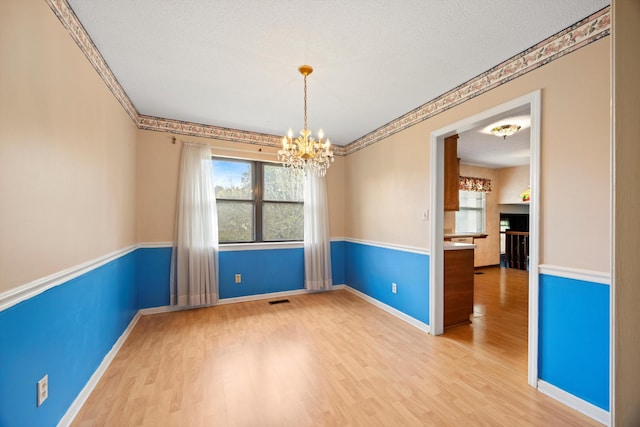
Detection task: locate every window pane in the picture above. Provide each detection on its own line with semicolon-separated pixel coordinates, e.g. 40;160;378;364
217;201;254;242
262;202;303;241
263;164;303;202
213;159;253;200
455;191;485;234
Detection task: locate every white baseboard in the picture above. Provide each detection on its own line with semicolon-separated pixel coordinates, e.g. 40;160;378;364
343;286;430;334
217;288;309;305
138;304;203;315
138;285;347;315
537;380;610;426
57;312;141;427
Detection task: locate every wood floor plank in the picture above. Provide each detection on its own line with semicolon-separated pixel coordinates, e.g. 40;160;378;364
72;268;601;426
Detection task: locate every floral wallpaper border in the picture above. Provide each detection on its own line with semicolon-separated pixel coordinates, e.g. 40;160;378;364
46;0;609;157
343;6;610;155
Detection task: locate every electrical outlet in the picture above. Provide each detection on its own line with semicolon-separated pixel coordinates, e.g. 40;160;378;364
234;274;241;284
392;283;397;294
37;374;48;407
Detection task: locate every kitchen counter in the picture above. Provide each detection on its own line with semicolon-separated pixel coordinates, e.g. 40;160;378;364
444;233;487;242
443;241;476;251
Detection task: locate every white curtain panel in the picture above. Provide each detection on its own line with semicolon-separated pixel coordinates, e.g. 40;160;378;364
170;142;219;306
303;169;332;291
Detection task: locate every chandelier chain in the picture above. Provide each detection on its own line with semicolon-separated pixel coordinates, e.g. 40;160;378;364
303;74;308;131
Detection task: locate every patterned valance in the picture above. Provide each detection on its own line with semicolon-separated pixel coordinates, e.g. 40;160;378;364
459;176;492;193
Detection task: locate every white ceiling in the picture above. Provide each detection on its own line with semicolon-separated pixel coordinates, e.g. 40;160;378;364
67;0;608;147
458;105;531;169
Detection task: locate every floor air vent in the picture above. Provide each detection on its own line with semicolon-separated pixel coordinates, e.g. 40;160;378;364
268;299;290;305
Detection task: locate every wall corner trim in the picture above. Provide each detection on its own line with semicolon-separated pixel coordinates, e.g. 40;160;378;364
537;380;610;426
57;313;142;427
344;286;430;334
538;264;611;285
0;245;138;312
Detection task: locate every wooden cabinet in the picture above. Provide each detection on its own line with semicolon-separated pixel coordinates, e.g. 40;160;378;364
444;134;459;211
444;247;474;328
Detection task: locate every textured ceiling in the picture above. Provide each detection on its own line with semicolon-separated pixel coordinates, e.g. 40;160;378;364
458;105;531;169
67;0;609;152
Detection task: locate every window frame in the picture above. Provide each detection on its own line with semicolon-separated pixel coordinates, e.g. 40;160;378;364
212;157;304;244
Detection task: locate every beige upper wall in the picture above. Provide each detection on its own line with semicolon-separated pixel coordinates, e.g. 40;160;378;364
346;125;431;249
0;1;138;293
497;165;530;205
137;130;346;242
345;37;610;272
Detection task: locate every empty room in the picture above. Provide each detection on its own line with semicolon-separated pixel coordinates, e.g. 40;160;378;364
2;1;639;426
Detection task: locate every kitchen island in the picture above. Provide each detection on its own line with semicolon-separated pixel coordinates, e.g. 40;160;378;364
443;242;475;329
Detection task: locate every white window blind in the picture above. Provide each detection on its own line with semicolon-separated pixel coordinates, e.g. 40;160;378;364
455;190;485;234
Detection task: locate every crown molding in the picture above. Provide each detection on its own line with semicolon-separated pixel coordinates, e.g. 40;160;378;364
47;1;608;157
45;0;139;123
137;114;347;156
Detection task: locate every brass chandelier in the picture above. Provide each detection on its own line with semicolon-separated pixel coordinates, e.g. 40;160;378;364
278;65;334;176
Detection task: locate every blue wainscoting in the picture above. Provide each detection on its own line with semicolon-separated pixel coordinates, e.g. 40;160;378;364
137;242;347;306
330;240;346;285
0;242;613;426
137;247;172;309
219;248;305;299
0;251;138;427
344;241;430;325
538;274;610;410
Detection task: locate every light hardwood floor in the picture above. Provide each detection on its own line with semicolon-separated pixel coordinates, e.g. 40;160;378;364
73;268;600;426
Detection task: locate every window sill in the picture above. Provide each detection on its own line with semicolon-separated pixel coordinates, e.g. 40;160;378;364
444;233;487;239
219;241;304;252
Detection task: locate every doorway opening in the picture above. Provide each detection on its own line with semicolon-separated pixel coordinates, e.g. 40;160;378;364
429;90;541;387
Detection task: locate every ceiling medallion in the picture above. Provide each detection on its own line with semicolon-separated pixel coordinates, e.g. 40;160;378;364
491;124;521;139
278;65;334;176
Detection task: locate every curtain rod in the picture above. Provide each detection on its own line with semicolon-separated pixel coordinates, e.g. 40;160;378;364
172;136;274;155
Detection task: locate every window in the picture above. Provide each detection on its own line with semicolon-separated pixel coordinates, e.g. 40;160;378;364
455;190;485;234
212;158;303;243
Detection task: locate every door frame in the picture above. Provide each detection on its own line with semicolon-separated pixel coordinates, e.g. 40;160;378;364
428;90;541;387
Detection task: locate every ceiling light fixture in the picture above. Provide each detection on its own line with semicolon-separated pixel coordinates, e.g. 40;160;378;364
278;65;334;176
491;124;521;139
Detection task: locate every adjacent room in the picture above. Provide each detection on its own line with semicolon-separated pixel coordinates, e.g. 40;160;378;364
2;1;639;426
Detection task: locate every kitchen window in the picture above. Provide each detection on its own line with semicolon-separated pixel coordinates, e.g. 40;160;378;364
212;158;303;243
455;190;485;234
